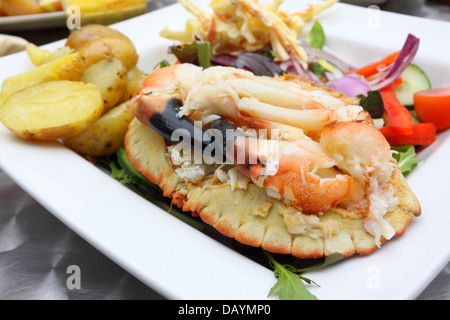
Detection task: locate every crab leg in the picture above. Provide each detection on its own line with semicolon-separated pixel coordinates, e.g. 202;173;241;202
237;97;334;132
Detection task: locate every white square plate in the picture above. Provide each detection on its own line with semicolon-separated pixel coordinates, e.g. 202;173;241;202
1;0;450;300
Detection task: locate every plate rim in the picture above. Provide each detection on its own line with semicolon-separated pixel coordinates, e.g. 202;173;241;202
1;0;450;300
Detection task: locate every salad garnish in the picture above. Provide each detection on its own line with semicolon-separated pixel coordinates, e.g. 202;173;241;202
391;145;419;177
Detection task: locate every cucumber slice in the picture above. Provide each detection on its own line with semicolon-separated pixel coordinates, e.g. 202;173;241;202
396;64;431;109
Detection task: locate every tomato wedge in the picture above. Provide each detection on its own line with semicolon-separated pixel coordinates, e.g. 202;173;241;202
414;87;450;131
345;51;401;78
380;123;437;146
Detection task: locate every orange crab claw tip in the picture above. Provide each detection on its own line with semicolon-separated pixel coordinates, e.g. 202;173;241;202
131;94;172;125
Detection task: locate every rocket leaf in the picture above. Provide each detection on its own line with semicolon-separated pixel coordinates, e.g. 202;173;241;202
264;251;319;300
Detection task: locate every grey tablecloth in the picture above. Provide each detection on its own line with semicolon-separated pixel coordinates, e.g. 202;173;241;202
0;0;449;300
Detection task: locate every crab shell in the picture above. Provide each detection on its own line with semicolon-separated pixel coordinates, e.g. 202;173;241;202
124;118;421;259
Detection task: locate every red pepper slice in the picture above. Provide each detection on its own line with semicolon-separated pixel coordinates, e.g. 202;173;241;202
379;123;437;146
380;79;413;135
345;51;401;78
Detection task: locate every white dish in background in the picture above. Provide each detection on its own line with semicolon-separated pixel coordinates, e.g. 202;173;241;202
0;11;66;32
0;0;450;300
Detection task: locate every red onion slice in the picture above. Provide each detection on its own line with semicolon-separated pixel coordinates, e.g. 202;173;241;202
369;34;420;91
299;35;355;72
231;52;283;77
328;75;371;97
287;52;322;83
212;54;237;66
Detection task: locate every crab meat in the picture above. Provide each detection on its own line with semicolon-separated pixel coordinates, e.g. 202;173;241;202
130;63;402;245
321;121;398;246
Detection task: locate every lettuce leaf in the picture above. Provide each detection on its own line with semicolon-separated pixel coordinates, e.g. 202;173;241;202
391;145;418;177
170;41;213;69
305;21;325;49
358;90;385;119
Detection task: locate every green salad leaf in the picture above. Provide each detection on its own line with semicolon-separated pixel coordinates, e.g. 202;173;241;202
170;41;213;69
357;91;385;119
264;251;319;300
305;21;325;49
258;49;275;60
157;60;171;68
308;62;328;79
110;161;134;185
391;145;418;177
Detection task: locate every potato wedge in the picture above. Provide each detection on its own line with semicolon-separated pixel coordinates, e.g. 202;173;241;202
1;52;84;100
77;36;139;70
64;100;134;157
65;24;132;50
26;43;74;66
0;81;104;141
81;58;128;114
120;67;147;102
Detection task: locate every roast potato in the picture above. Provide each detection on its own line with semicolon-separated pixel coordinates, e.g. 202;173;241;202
0;52;84;100
81;57;128;114
120;67;147;102
65;24;132;50
64;100;134;157
76;36;139;70
0;81;104;141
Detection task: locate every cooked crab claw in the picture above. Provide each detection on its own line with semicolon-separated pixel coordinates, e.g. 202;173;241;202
145;96;189;141
131;93;250;163
132;94;217;161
